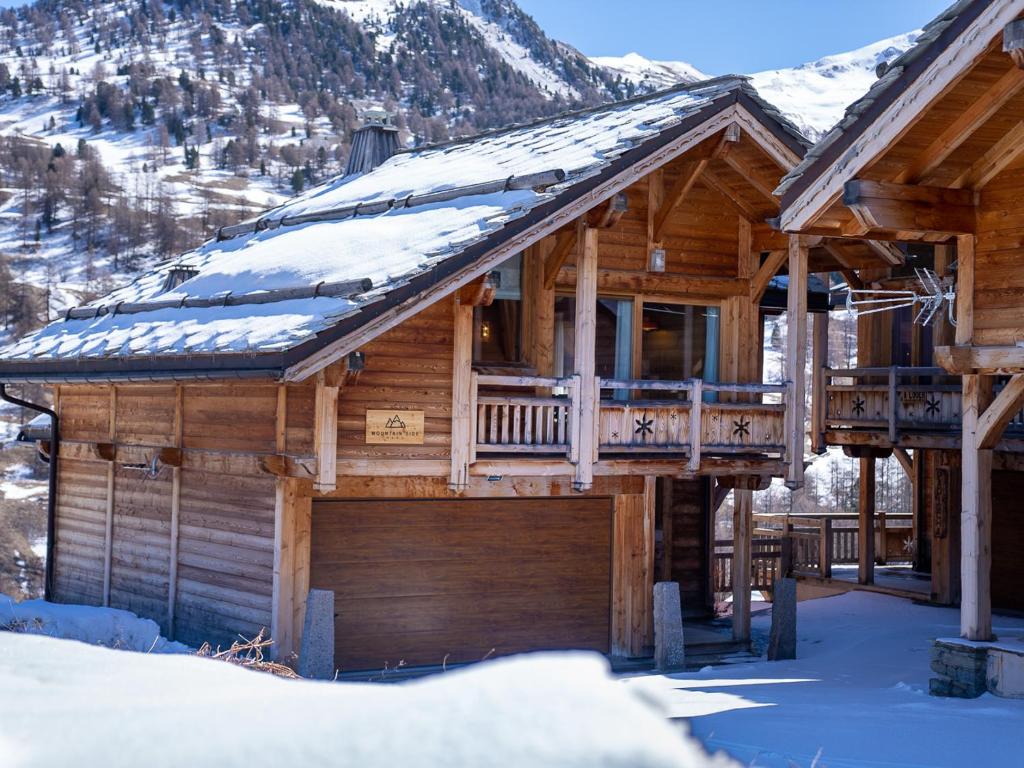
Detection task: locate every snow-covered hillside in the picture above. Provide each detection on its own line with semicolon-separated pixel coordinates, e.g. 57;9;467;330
592;32;921;140
590;53;708;91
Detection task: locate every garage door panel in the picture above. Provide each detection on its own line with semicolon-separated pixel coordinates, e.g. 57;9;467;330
311;497;612;670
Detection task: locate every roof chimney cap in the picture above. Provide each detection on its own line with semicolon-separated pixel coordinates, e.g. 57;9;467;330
345;108;401;176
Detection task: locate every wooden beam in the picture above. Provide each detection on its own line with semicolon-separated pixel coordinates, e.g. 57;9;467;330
839;268;864;292
313;364;342;493
784;236;808;488
588;192;629;229
272;477;299;660
653;160;707;242
893;447;914;479
750;249;788;302
810;311;828;454
557;266;748;298
935;344;1024;374
843;180;976;236
450;294;474;490
961;374;994;641
732;489;752;643
700;167;764;221
865;240;905;268
573;226;599;491
902;66;1024;183
721;152;779;202
858;456;876;585
458;273;497;307
543;226;578;289
953;120;1024;189
955;234;974;346
977;374;1024;449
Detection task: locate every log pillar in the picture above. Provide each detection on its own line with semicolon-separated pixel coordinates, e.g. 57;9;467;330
732;489;753;643
961;374;993;641
858;456;876;585
573;224;598;491
785;235;808;488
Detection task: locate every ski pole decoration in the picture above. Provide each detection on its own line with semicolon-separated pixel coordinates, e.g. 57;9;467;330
843;267;956;326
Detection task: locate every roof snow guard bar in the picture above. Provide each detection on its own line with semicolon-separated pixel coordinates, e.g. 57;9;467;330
214;168;567;242
63;278;374;322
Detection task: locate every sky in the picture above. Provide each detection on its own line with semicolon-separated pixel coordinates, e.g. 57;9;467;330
515;0;952;73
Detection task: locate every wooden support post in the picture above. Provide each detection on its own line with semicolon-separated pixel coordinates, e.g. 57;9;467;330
102;386;116;608
955;235;974;346
573;226;599;491
820;517;833;579
167;384;184;639
961;374;994;641
688;379;702;472
887;366;898;445
732;489;752;644
858;456;876;585
291;488;313;659
785;236;808;488
450;295;474;490
313;365;342;493
811;311;828;454
272;477;299;660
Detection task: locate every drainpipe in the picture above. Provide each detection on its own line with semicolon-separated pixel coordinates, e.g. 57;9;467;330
1;384;58;600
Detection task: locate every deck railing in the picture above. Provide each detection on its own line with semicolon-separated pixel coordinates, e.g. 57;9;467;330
754;512;913;579
819;366;1024;448
713;536;783;595
471;374;789;467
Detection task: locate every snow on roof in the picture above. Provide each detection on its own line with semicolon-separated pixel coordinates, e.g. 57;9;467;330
1;76;803;371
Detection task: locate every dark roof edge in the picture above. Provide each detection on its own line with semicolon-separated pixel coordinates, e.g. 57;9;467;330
778;0;992;211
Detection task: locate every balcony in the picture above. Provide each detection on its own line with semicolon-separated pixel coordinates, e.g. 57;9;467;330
470;373;789;480
817;366;1024;452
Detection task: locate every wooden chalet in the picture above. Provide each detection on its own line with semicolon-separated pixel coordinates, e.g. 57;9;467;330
0;79;818;673
776;0;1024;644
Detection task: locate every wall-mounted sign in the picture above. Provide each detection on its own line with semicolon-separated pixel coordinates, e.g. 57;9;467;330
365;410;425;445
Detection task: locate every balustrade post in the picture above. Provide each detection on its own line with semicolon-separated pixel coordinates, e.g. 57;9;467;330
780;518;793;577
888;366;898;444
820;518;833;579
687;380;703;472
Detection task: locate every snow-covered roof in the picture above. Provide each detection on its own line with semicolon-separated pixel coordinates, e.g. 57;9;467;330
0;76;807;381
775;0;982;204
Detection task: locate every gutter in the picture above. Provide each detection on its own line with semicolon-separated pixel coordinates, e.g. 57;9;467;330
1;384;58;600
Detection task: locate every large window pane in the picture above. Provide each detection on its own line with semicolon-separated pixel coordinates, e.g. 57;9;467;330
554;296;633;394
473;254;522;364
640;303;719;388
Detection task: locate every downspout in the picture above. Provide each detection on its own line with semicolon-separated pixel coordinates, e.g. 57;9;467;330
1;384;58;600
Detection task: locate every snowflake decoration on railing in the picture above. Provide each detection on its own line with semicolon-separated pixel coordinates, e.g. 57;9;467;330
634;414;654;437
852;397;866;416
732;417;751;438
925;398;941;416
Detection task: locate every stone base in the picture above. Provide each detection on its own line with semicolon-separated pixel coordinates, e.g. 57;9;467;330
297;588;336;680
929;639;992;698
653;581;686;672
767;577;796;661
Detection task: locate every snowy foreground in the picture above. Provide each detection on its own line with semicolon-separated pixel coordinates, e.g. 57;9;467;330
3;593;1024;767
0;599;727;768
627;592;1024;768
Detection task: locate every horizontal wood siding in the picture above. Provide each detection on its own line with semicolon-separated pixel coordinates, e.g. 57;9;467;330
52;457;108;606
668;478;711;617
337;298;454;461
115;385;176;445
109;466;172;633
311;497;612;671
975;165;1024;346
174;469;276;648
183;384;280;454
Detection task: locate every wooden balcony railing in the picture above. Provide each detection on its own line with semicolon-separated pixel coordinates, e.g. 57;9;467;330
471;374;789;470
713;537;783;595
818;366;1024;450
754;512;913;579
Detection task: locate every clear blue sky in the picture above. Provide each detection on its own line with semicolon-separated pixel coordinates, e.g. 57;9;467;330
516;0;952;73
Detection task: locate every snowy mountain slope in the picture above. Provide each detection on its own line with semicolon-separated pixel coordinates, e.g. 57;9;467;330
590;53;708;91
591;32;921;140
749;31;921;140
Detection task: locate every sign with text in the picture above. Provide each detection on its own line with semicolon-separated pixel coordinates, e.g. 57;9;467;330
365;410;426;445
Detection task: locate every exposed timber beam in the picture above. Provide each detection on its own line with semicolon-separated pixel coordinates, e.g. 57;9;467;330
557;266;748;298
457;272;497;307
651;124;741;241
893;447;914;479
588;192;629;229
543;223;579;289
750;249;788;302
700;167;763;221
313;362;344;493
843;180;976;236
899;66;1024;184
977;374;1024;449
953;120;1024;190
935;344;1024;375
721;153;780;202
866;240;906;267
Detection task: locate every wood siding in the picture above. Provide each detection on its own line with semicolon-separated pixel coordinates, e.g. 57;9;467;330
974;164;1024;346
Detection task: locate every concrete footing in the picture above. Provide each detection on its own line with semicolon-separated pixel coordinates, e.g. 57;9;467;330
930;637;1024;699
297;588;335;680
653;581;686;672
768;577;797;661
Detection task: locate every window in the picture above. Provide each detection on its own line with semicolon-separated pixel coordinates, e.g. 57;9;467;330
473;254;522;364
640;302;719;397
554;296;633;399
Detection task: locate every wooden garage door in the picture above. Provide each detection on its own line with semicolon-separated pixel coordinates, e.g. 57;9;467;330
992;470;1024;613
310;497;612;671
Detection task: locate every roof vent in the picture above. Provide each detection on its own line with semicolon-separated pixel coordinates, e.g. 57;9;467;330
345;108;400;176
162;266;199;292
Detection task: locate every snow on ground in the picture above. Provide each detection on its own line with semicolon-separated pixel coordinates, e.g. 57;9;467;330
624;592;1024;768
0;628;731;768
0;597;189;653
